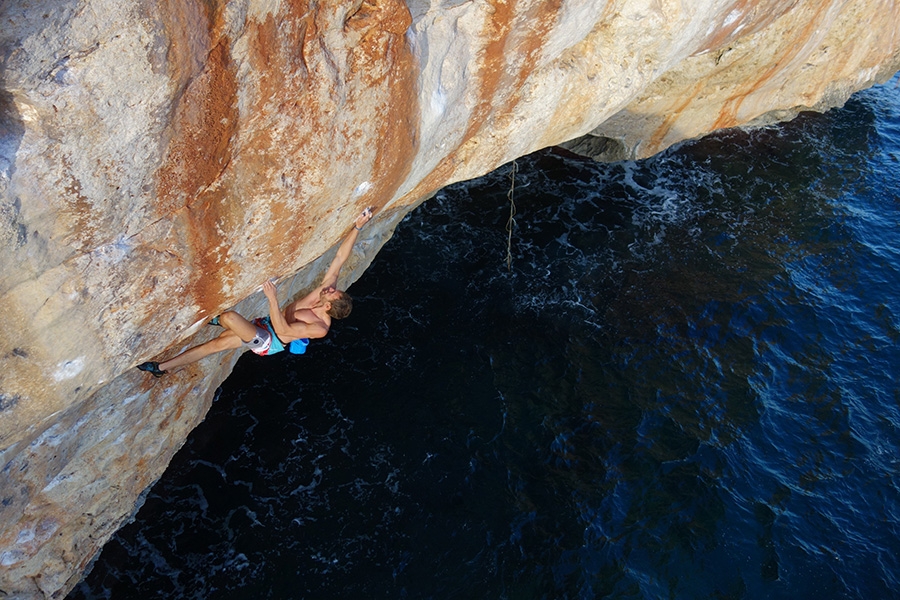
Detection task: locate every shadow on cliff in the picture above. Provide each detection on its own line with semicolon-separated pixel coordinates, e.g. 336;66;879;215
0;51;25;198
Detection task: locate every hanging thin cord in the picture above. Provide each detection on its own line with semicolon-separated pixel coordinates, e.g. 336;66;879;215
505;160;518;271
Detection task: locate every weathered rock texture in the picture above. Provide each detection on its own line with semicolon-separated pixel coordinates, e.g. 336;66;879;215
0;0;898;596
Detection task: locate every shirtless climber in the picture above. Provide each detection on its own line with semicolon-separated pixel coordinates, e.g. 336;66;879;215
137;207;375;377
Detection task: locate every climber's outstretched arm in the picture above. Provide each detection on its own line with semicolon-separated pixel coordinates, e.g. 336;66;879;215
320;206;375;289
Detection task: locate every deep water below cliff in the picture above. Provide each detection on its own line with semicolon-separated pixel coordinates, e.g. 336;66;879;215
70;77;900;599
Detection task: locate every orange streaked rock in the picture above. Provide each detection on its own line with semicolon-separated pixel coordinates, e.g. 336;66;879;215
1;0;899;596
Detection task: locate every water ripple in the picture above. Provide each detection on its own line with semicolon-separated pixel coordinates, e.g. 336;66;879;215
72;77;900;599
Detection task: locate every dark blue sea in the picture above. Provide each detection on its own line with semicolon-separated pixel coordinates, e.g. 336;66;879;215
71;76;900;600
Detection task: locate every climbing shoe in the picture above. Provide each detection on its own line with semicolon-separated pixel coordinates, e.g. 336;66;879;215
137;361;167;378
208;316;221;326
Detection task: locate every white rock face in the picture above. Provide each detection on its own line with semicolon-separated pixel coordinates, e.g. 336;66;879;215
1;0;898;597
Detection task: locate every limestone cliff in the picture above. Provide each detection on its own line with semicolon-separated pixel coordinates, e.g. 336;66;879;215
0;0;898;597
